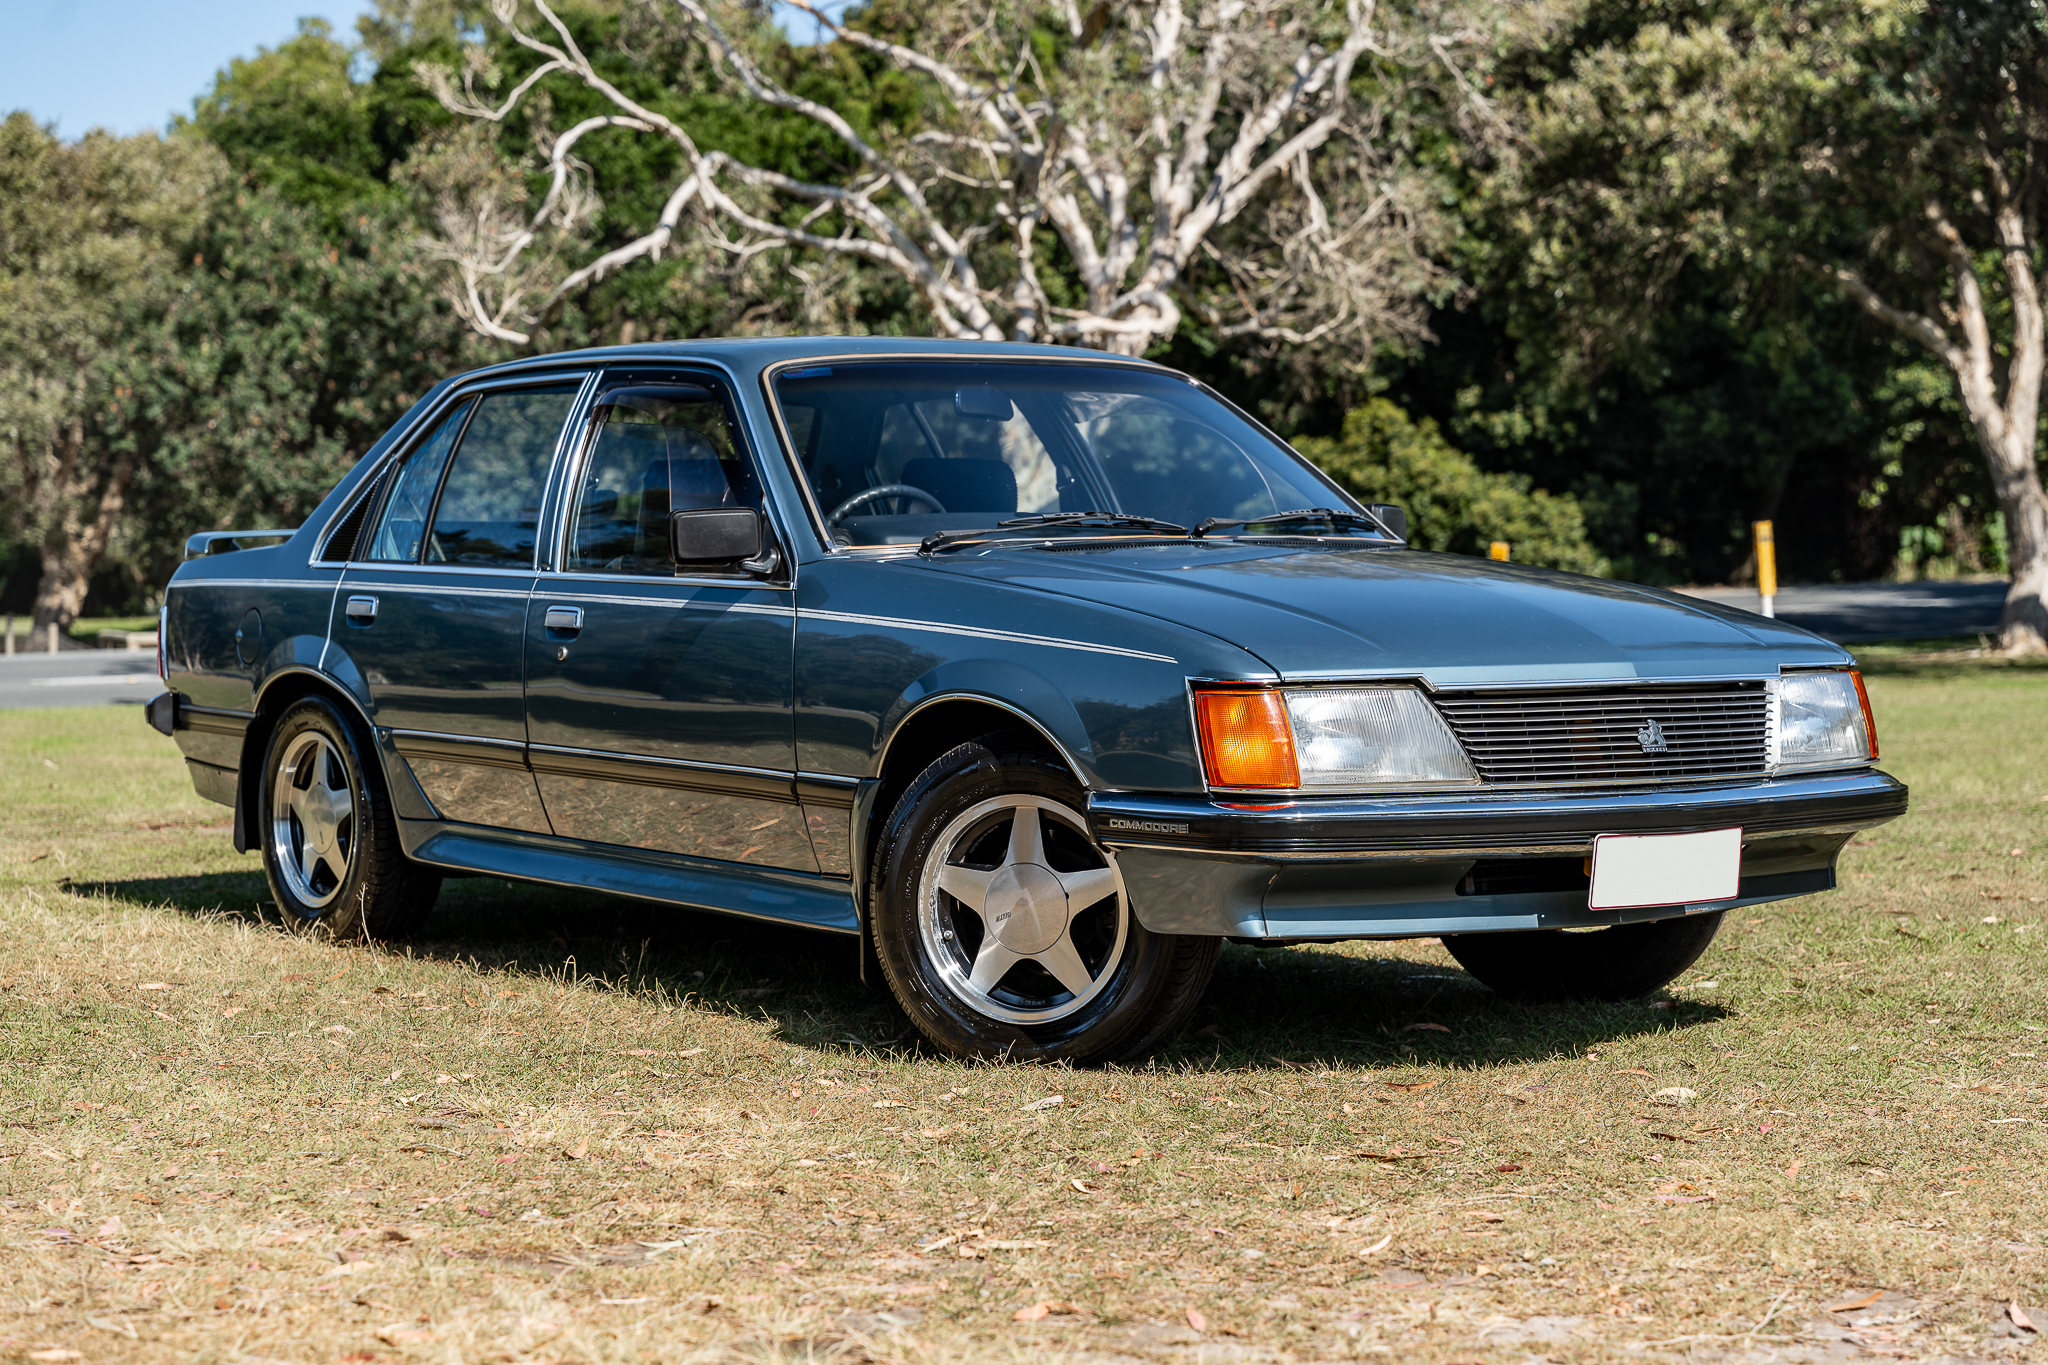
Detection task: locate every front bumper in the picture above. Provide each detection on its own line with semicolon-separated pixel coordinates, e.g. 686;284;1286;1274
1088;769;1906;940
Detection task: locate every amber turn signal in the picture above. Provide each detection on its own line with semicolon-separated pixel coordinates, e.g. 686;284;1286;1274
1850;668;1878;760
1193;688;1300;789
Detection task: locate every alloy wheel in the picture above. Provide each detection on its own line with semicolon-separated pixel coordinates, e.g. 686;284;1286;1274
269;730;356;910
917;794;1128;1024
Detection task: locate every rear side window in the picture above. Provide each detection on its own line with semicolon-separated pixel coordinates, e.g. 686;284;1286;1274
565;382;765;575
427;388;579;568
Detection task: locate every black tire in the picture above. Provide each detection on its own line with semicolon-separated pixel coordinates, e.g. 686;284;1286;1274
868;731;1218;1063
1443;912;1724;1002
258;695;440;941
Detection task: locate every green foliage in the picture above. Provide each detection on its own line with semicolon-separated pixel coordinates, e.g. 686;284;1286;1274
1295;399;1608;575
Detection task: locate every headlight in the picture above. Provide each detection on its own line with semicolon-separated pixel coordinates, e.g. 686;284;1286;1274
1193;685;1476;790
1776;670;1877;770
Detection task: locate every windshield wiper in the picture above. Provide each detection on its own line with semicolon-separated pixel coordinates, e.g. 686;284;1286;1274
919;512;1190;555
1192;507;1399;540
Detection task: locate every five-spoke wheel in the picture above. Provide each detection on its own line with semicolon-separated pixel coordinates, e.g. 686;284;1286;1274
921;795;1128;1024
269;730;356;908
869;731;1217;1063
258;696;440;940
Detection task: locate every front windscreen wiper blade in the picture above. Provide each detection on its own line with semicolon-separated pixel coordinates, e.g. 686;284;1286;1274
1192;507;1398;540
919;512;1191;555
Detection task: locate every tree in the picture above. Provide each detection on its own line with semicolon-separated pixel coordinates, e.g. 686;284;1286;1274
414;0;1485;358
0;115;218;633
1297;398;1607;573
1485;0;2048;651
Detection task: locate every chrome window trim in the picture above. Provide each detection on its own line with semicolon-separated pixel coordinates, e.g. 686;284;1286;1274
547;361;794;586
312;370;599;572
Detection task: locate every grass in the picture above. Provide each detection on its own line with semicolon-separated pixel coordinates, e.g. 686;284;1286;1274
2;656;2045;1364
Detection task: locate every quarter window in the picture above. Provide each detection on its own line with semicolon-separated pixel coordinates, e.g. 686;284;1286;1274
363;401;470;563
565;383;765;575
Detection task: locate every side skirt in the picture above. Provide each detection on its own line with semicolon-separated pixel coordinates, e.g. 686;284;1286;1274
396;817;860;935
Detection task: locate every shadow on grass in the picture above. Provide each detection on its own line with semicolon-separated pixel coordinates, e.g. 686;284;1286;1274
71;867;1731;1072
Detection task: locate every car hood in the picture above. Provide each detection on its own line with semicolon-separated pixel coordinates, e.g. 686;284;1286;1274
931;541;1846;683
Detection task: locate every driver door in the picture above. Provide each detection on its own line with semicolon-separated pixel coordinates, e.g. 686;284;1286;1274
522;368;814;871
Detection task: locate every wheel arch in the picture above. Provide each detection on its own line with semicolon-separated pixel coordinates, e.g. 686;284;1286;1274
233;668;380;855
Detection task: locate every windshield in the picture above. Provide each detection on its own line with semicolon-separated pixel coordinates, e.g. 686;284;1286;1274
771;360;1363;547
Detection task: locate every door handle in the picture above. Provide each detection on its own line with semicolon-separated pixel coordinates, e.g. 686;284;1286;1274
543;605;584;634
344;595;377;625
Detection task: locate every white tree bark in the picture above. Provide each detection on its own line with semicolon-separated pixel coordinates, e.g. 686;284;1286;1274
418;0;1465;358
1820;182;2047;655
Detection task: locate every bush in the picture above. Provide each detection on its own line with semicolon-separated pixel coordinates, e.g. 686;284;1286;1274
1296;399;1609;576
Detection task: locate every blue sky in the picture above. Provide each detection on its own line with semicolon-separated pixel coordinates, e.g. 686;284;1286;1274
2;0;852;139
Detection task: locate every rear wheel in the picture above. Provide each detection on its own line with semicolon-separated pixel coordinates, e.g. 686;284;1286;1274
868;732;1217;1063
1443;912;1724;1002
260;696;439;941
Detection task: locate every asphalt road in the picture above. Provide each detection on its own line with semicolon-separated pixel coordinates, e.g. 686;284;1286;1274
0;579;2009;710
0;649;163;711
1672;579;2009;644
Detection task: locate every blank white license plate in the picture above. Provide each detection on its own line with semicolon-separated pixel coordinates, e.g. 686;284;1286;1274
1588;827;1742;911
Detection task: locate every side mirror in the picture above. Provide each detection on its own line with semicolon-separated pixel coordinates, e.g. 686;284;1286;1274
670;507;764;565
1365;503;1407;541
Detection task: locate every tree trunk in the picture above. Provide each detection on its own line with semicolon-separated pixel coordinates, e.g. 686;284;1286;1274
29;451;137;638
1979;422;2048;655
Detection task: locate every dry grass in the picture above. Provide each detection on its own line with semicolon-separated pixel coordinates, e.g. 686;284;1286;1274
2;658;2045;1365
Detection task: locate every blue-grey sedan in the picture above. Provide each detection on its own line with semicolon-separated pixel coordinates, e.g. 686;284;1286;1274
148;339;1905;1061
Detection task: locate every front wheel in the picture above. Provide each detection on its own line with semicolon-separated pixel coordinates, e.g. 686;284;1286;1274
259;696;440;941
868;732;1217;1063
1443;911;1724;1002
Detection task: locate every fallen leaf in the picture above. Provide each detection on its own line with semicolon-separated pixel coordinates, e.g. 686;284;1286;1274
1186;1309;1208;1332
2012;1302;2037;1333
96;1215;123;1238
1784;1159;1803;1179
221;1007;244;1018
1654;1087;1698;1100
1384;1080;1439;1093
564;1139;588;1160
1654;1194;1714;1204
917;1233;957;1252
28;1352;81;1362
1356;1233;1394;1256
1495;1163;1523;1173
983;1238;1054;1250
874;1100;906;1108
1823;1290;1884;1314
1070;1178;1098;1193
1464;1209;1505;1222
1402;1022;1451;1033
1614;1068;1655;1077
376;1324;438;1346
1021;1095;1064;1112
139;983;171;991
1014;1302;1051;1322
624;1049;662;1056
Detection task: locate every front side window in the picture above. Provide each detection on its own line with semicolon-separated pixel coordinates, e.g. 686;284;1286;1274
565;381;765;575
772;361;1347;546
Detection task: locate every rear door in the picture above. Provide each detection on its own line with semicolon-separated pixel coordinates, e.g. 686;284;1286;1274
336;376;588;832
522;368;814;871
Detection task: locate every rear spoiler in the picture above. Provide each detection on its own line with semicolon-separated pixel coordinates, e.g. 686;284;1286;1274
183;530;293;559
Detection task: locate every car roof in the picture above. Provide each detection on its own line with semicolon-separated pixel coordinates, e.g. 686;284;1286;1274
450;336;1176;386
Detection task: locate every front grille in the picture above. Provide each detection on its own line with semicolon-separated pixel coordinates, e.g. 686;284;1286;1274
1432;681;1770;787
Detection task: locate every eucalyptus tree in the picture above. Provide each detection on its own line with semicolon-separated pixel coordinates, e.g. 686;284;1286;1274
1488;0;2048;651
412;0;1494;360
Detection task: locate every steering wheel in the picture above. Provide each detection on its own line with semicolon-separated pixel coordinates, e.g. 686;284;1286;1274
826;484;946;526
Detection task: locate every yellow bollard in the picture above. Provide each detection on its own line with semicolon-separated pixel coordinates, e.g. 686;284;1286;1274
1753;520;1777;619
1488;542;1511;561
